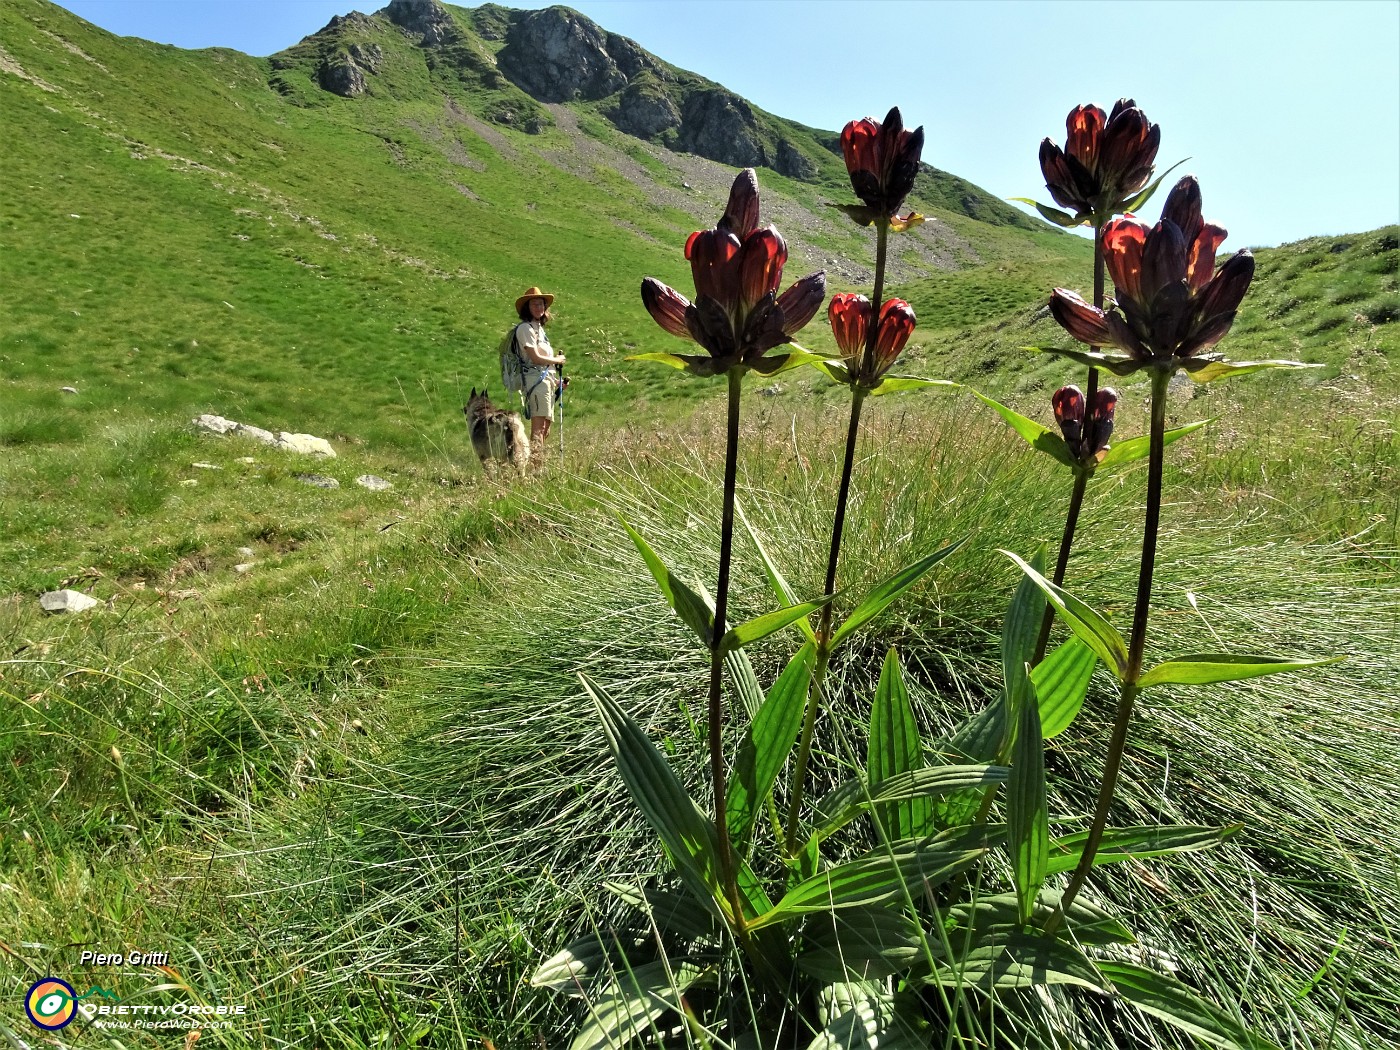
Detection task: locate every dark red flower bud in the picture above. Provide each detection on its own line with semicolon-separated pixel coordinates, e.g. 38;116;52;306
841;106;925;219
828;293;872;362
641;278;692;340
776;270;826;336
719;168;760;240
873;298;916;371
1053;183;1254;366
686;228;742;306
737;226;787;311
1053;385;1116;463
1049;288;1113;347
1039;99;1160;224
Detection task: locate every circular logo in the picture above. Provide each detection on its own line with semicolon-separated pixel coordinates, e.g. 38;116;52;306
26;978;78;1030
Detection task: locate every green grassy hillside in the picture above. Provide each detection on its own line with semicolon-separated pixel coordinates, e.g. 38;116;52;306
1;2;1398;1048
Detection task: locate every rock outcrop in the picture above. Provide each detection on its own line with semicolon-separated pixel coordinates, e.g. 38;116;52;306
497;7;659;103
381;0;460;47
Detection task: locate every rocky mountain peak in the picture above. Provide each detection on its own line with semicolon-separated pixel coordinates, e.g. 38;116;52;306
498;6;660;103
379;0;459;46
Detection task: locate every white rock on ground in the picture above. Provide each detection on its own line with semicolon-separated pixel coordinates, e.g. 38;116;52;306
355;475;392;490
40;589;100;614
276;433;336;457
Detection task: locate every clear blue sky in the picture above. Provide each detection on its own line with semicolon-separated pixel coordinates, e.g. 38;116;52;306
59;0;1400;248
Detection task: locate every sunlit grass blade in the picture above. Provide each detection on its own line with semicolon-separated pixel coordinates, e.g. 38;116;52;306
1098;960;1283;1050
1003;544;1048;723
868;377;961;397
949;890;1135;947
737;498;817;644
1138;653;1341;689
1182;358;1324;384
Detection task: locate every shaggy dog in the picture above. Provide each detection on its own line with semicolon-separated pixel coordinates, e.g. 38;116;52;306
464;388;530;474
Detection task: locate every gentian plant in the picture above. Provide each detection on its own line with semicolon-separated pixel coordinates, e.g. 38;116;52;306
532;108;1331;1050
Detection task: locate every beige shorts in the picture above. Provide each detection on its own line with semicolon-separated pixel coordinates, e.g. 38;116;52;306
524;370;557;421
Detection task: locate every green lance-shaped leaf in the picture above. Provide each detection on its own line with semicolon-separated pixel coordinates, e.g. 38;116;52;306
584;674;752;922
924;930;1107;993
1031;636;1096;739
1182;358;1322;384
1046;823;1242;874
1098;961;1283;1050
1118;158;1188;216
1003;544;1049;727
948;890;1134;948
832;540;965;648
1138;653;1340;689
804;981;928;1049
532;931;621;995
797;905;926;982
814;766;1008;843
1007;675;1049;925
868;649;931;840
720;597;832;657
867;377;961;397
1008;197;1085;228
737;499;817;645
569;959;707;1050
727;642;815;856
1026;345;1144;377
604;882;719;944
973;391;1078;469
620;517;713;647
750;826;990;930
625;350;723;377
1000;550;1129;680
750;344;829;376
1098;419;1212;468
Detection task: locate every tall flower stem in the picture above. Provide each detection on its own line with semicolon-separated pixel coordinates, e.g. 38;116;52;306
784;220;888;857
709;365;746;930
1033;222;1105;666
1047;366;1170;933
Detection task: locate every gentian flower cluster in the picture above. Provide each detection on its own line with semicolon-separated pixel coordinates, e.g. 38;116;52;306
641;169;825;375
1049;176;1255;371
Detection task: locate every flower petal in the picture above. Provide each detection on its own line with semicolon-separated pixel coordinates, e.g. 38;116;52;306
828;292;871;361
1049;288;1113;347
720;168;761;240
640;278;693;340
776;271;826;336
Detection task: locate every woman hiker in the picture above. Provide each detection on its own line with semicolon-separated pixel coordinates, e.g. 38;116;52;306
513;285;566;458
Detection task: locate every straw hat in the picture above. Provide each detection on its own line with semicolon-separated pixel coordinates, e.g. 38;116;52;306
514;286;555;312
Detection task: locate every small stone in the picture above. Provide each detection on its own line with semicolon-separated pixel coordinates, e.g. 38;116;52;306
40;589;100;614
237;424;278;445
193;413;239;435
295;473;340;489
277;432;336;457
191;462;221;470
234;562;255;573
236;457;257;464
355;474;392;491
351;718;366;734
61;386;78;394
237;547;255;557
179;479;198;487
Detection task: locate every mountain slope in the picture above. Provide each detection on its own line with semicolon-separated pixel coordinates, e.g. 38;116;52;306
1;0;1086;452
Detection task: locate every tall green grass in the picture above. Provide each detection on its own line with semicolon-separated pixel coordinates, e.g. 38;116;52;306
58;397;1388;1048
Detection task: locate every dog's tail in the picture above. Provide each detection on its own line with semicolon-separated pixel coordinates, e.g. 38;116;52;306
509;414;530;472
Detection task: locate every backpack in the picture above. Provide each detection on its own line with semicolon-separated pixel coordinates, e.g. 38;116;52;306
499;325;525;394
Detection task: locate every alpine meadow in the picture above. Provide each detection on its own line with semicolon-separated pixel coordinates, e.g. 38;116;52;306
1;1;1398;1048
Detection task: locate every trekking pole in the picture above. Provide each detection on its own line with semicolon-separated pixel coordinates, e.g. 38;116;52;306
557;362;565;458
